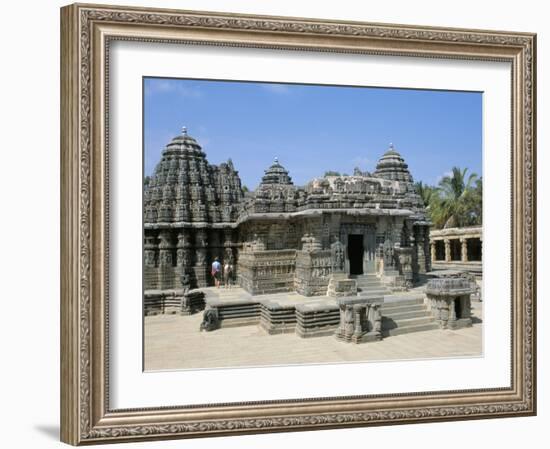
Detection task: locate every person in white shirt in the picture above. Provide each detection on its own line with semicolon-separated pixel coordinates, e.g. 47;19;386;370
223;262;233;288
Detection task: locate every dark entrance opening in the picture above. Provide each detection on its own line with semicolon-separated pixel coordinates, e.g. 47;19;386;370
450;239;461;261
348;234;364;275
454;298;462;319
467;238;482;261
435;240;445;261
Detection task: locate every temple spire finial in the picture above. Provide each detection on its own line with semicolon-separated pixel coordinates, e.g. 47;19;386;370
181;126;188;136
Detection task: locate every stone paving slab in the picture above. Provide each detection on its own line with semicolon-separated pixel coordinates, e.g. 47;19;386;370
144;301;483;371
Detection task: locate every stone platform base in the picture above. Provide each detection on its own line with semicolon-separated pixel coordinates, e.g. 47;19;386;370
260;300;298;334
295;301;340;338
145;289;184;316
180;290;206;315
200;287;455;342
206;296;261;328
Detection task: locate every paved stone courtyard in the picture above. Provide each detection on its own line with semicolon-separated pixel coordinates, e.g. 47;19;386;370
144;288;483;371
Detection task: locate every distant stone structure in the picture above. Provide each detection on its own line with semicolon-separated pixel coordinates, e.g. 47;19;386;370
144;130;432;295
429;226;482;277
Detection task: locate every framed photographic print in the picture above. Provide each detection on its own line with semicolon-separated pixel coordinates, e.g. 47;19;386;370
60;3;537;445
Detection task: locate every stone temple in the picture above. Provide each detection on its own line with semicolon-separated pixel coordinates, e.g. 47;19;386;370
144;127;432;296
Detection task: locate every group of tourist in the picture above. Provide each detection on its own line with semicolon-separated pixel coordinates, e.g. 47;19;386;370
211;257;234;288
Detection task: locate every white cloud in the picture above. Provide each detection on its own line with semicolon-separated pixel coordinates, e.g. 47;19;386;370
261;84;291;95
436;171;453;184
145;79;202;98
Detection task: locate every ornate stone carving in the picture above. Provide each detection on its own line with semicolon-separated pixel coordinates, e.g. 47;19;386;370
395;246;413;289
330;239;345;273
425;276;476;329
382;237;395;268
334;297;383;343
195;249;207;266
199;306;219;331
158;231;173;267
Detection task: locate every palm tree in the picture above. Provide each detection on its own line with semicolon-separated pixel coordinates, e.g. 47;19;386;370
462;176;483;225
437;167;479;228
414;181;438;208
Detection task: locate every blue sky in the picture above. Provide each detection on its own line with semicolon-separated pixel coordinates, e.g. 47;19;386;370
144;77;482;189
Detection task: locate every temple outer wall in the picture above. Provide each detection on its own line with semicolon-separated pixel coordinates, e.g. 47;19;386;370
143;225;238;290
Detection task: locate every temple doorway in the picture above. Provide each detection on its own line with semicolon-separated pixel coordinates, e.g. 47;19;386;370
348;234;364;275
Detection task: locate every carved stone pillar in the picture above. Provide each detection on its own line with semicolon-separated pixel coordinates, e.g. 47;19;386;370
343;305;354;341
372;304;382;337
158;230;174;289
144;234;159;290
144;235;157;268
460;238;468;262
335;305;346;339
176;230;192;272
444;239;451;262
430;242;436;264
415;226;426;275
479;236;483;261
176;231;185;267
353;305;364;339
194;229;209;287
223;229;236;271
158;231;173;267
335;297;383;343
424;227;432;272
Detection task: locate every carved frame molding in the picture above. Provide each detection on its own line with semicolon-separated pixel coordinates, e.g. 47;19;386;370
60;3;536;445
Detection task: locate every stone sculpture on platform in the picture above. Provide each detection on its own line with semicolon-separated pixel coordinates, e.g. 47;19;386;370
200;307;219;332
334;296;383;343
425;276;475;329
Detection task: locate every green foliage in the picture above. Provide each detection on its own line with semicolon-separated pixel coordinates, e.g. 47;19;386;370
414;181;438;208
324;170;341;177
416;167;482;229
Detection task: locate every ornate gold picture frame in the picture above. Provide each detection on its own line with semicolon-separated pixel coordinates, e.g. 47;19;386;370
60;3;536;445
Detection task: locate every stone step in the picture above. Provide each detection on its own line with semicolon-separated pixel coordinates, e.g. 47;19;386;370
381;309;431;320
357;282;385;288
384;294;425;303
388;315;435;327
358;284;388;290
358;289;389;297
382;296;424;309
354;275;382;280
384;321;440;337
381;315;436;336
381;304;427;315
357;280;384;287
